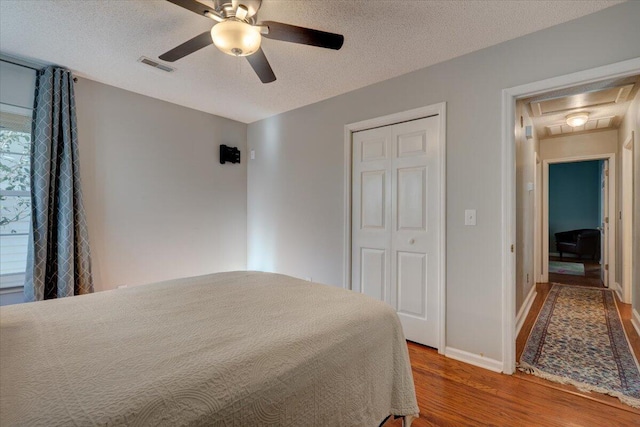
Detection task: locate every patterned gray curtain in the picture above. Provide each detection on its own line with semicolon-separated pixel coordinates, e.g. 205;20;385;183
24;66;93;301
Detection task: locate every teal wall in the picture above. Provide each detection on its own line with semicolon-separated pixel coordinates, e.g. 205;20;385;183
549;160;601;252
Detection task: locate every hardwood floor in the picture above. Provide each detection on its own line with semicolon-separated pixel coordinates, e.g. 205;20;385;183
383;342;640;427
381;258;639;426
514;282;640;416
548;256;603;287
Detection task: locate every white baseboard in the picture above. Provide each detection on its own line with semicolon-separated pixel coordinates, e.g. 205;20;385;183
444;347;503;373
632;309;640;338
516;286;537;337
610;282;623;301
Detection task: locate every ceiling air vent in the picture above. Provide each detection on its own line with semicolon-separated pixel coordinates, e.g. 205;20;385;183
137;56;175;73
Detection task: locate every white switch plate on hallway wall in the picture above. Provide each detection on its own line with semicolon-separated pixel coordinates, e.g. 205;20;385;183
465;209;477;226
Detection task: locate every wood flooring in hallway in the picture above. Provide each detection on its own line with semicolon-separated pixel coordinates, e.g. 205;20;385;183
512;282;640;422
382;341;640;427
382;273;640;426
548;256;604;288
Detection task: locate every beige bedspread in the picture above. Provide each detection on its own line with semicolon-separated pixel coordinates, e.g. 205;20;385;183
0;271;418;426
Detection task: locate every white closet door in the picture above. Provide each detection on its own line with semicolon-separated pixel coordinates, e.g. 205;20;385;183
352;116;440;348
351;127;392;301
390;117;439;347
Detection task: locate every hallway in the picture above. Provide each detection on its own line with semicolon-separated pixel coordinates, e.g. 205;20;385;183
513;74;640;412
517;282;640;410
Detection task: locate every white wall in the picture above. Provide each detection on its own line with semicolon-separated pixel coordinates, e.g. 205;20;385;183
515;101;538;313
247;1;640;362
539;129;618;160
617;89;640;311
75;78;247;291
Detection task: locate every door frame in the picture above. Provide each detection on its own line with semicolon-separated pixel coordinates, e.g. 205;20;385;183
541;154;616;288
501;57;640;374
343;102;447;353
534;154;543;283
622;131;634;303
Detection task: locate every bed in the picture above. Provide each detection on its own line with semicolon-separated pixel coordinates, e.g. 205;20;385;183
0;271;419;426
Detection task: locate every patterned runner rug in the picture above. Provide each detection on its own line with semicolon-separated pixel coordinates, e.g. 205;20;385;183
518;284;640;408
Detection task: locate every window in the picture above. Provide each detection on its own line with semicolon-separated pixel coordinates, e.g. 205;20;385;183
0;105;32;288
0;59;36;290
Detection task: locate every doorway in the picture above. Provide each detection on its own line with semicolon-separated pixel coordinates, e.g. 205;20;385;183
544;158;611;288
501;57;640;374
343;103;446;351
509;66;640;409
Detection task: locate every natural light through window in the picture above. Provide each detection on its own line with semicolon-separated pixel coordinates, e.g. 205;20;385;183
0;105;32;289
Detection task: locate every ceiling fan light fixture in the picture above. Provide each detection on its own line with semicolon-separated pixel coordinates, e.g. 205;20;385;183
566;112;589;127
211;19;261;57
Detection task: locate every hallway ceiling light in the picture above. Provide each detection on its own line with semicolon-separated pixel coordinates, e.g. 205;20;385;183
566;112;589;127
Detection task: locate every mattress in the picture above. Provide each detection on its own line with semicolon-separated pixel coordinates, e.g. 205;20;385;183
0;271;419;426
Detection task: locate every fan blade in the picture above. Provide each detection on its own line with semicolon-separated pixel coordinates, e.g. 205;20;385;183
261;21;344;50
166;0;211;16
159;32;213;62
246;48;276;83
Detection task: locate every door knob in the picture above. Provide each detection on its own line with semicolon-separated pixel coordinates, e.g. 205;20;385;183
409;238;415;245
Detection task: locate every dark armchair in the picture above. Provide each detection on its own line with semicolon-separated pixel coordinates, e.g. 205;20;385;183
555;229;600;260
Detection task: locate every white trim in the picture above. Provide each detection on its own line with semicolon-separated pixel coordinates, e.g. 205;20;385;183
437;106;447;355
0;103;33;116
516;285;537;337
501;88;517;374
501;57;640;375
621;131;634;304
624;132;635;150
0;273;25;290
610;282;623;302
541;161;549;284
343;103;447;353
0;54;46;71
344;105;443;134
342;126;352;290
541;153;616;290
632;309;640;339
0;288;23;307
534;155;543;283
444;347;503;373
0;286;23;295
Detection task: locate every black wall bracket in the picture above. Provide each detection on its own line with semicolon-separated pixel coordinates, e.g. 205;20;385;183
220;145;240;164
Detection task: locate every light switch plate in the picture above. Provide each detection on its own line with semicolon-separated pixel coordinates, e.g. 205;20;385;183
250;150;256;160
465;209;477;226
525;125;533;139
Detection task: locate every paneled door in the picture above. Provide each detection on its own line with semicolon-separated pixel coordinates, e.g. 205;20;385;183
352;116;440;348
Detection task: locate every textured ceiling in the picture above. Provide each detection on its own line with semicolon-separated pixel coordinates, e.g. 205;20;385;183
0;0;624;123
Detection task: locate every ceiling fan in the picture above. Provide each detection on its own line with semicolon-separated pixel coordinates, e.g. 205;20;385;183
159;0;345;83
